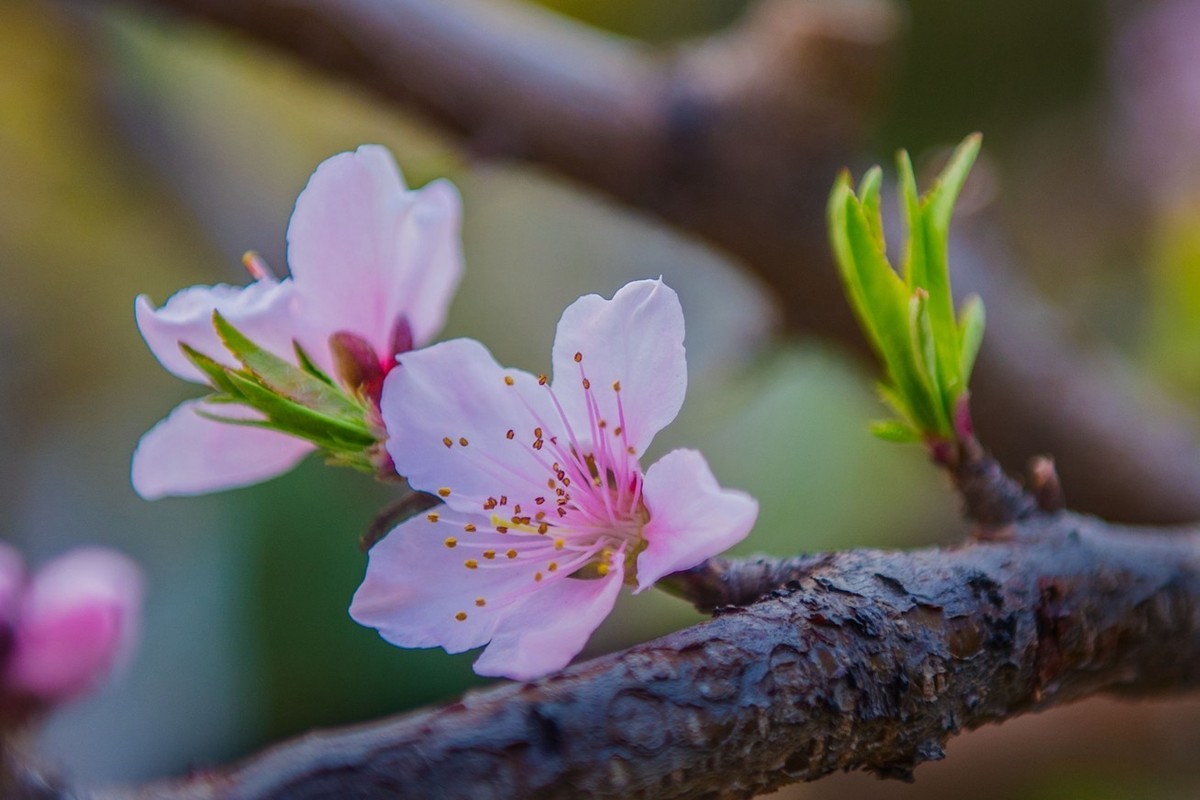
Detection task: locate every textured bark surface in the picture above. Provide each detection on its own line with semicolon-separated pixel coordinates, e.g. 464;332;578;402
81;0;1200;524
76;512;1200;800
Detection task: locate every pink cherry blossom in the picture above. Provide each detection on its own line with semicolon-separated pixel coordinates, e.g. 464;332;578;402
0;545;142;711
133;145;463;499
351;280;757;680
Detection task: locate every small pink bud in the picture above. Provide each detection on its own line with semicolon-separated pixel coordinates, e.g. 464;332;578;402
5;548;142;705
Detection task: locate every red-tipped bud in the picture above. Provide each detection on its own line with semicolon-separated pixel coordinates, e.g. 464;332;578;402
330;331;385;403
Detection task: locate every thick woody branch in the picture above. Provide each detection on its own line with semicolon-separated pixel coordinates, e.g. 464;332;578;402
84;0;1200;524
68;512;1199;799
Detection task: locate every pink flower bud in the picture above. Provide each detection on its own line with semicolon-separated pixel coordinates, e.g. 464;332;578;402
5;548;142;705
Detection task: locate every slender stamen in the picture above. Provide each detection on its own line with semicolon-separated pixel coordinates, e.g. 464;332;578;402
241;251;279;282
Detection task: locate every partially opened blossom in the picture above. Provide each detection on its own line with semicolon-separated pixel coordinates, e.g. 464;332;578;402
0;544;142;718
351;280;758;680
133;145;463;499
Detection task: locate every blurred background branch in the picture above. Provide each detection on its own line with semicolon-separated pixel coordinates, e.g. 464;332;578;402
79;0;1200;524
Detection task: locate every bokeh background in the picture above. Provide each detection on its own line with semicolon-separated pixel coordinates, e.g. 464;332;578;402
2;0;1200;797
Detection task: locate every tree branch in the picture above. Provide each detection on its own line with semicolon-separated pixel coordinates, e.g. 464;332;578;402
75;511;1200;799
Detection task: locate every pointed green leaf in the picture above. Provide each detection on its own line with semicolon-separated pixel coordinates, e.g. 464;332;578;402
957;293;986;387
896;149;926;290
925;133;982;238
212;311;365;423
869;419;922;443
907;292;951;436
857;165;885;249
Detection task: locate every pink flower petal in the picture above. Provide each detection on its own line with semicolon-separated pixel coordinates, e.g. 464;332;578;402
287;145;463;361
472;560;624;681
635;449;758;592
551;279;686;457
6;548;142;703
135;279;298;384
351;510;555;655
131;399;313;499
381;339;563;515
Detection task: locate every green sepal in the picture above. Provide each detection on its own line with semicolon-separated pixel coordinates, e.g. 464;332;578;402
180;343;244;398
293;341;336;387
223;371;375;449
212;310;365;423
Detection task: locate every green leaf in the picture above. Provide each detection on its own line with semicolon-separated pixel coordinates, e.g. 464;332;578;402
896;150;925;290
857;165;885;249
957;293;986;386
212;311;364;423
224;372;376;449
925;133;982;239
869;419;922;443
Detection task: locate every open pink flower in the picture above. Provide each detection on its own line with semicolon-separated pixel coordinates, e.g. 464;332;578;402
133;145;462;499
351;280;757;680
0;543;142;711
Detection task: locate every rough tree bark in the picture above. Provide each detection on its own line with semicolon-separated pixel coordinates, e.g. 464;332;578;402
54;512;1194;799
75;0;1200;524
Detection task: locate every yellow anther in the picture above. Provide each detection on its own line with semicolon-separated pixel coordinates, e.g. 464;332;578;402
535;511;546;520
504;375;515;386
574;352;582;363
443;537;457;548
464;524;477;533
506;549;518;559
598;419;607;429
499;495;508;506
427;513;440;523
613;426;623;436
438;487;452;498
612;380;621;392
455;611;468;621
597;563;610;577
535;571;544;582
459;437;469;447
548;562;558;572
483;550;496;560
533;439;544;450
554;538;564;550
475;597;486;607
539;523;551;535
627;446;636;455
506;429;515;440
538;374;548;386
464;559;479;570
534;427;542;438
582;378;591;390
442;437;453;448
496;526;509;534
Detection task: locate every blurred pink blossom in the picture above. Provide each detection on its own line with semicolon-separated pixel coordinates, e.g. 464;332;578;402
351;280;758;680
133;145;463;499
0;544;142;714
